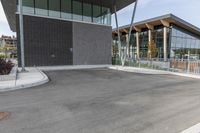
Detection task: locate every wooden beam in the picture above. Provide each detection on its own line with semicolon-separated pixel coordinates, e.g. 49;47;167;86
145;23;154;30
123;29;128;33
161;19;170;27
113;31;118;34
134;26;141;32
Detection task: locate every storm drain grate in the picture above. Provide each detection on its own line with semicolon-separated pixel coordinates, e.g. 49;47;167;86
0;112;11;121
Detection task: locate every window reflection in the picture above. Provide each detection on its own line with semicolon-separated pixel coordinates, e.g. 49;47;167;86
61;0;72;19
22;0;34;14
83;3;92;22
49;0;60;17
35;0;48;16
72;0;82;21
21;0;111;26
170;25;200;60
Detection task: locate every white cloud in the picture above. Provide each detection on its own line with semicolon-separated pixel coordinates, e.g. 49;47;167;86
138;0;154;8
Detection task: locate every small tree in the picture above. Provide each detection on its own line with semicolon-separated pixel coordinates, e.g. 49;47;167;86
148;40;158;59
0;58;14;75
112;43;119;58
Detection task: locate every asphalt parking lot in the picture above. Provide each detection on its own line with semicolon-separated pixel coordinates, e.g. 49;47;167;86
0;69;200;133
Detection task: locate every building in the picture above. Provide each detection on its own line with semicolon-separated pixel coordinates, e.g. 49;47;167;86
1;0;136;66
112;14;200;62
0;35;17;58
0;35;17;47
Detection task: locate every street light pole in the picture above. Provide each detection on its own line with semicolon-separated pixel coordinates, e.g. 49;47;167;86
19;0;26;72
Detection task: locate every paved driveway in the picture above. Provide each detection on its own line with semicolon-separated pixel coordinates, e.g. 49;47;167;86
0;69;200;133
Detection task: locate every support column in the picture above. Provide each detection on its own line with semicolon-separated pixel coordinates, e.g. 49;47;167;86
136;32;140;59
19;0;26;71
148;30;152;43
114;5;121;59
126;34;129;55
127;0;138;60
160;19;170;62
146;23;154;43
163;27;167;62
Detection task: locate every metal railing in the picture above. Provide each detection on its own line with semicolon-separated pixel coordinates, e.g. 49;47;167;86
112;57;200;75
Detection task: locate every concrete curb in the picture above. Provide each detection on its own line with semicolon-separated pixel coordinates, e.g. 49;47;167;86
0;65;17;81
0;69;49;92
109;66;200;79
169;72;200;79
109;66;170;75
37;65;112;71
180;123;200;133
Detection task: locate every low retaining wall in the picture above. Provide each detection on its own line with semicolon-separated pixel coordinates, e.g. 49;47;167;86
140;60;170;69
0;66;17;81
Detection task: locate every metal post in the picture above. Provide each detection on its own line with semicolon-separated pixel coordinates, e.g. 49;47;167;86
114;5;122;62
187;50;190;73
127;0;139;59
163;27;167;62
136;32;140;59
19;0;26;71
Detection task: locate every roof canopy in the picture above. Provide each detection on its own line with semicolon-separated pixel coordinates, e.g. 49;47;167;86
1;0;136;32
113;14;200;37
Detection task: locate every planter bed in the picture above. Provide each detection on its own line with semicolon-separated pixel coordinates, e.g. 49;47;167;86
0;65;17;81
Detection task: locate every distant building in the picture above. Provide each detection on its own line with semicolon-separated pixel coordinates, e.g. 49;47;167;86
0;35;17;48
112;14;200;61
0;35;17;58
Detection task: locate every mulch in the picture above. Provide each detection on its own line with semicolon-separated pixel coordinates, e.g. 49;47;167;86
0;112;11;121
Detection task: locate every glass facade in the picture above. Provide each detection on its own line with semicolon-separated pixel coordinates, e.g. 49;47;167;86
139;30;148;58
35;0;48;16
20;0;111;26
132;26;170;59
49;0;60;17
112;26;171;60
170;25;200;60
113;24;200;62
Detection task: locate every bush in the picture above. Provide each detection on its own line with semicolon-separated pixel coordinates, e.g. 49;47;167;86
0;58;14;75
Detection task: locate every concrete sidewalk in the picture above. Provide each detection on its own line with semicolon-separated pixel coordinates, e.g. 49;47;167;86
0;68;49;92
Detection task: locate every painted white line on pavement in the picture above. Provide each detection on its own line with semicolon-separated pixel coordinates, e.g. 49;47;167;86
180;123;200;133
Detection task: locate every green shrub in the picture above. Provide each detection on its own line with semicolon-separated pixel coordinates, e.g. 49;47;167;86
0;58;14;75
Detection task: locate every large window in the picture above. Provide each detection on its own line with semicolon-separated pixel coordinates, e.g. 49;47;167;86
83;3;92;23
61;0;72;19
22;0;34;14
139;31;148;58
72;0;82;21
102;7;111;25
35;0;48;16
170;25;200;60
21;0;111;26
49;0;60;17
93;5;102;24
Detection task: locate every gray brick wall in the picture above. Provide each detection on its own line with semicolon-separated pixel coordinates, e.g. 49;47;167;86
17;15;112;66
17;15;73;67
72;22;112;65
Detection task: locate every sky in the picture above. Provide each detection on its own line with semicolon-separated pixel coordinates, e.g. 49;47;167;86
0;0;200;36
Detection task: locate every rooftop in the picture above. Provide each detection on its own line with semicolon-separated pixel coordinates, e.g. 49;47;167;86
113;14;200;37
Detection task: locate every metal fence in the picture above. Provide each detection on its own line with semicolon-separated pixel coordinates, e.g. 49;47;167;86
112;57;200;75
